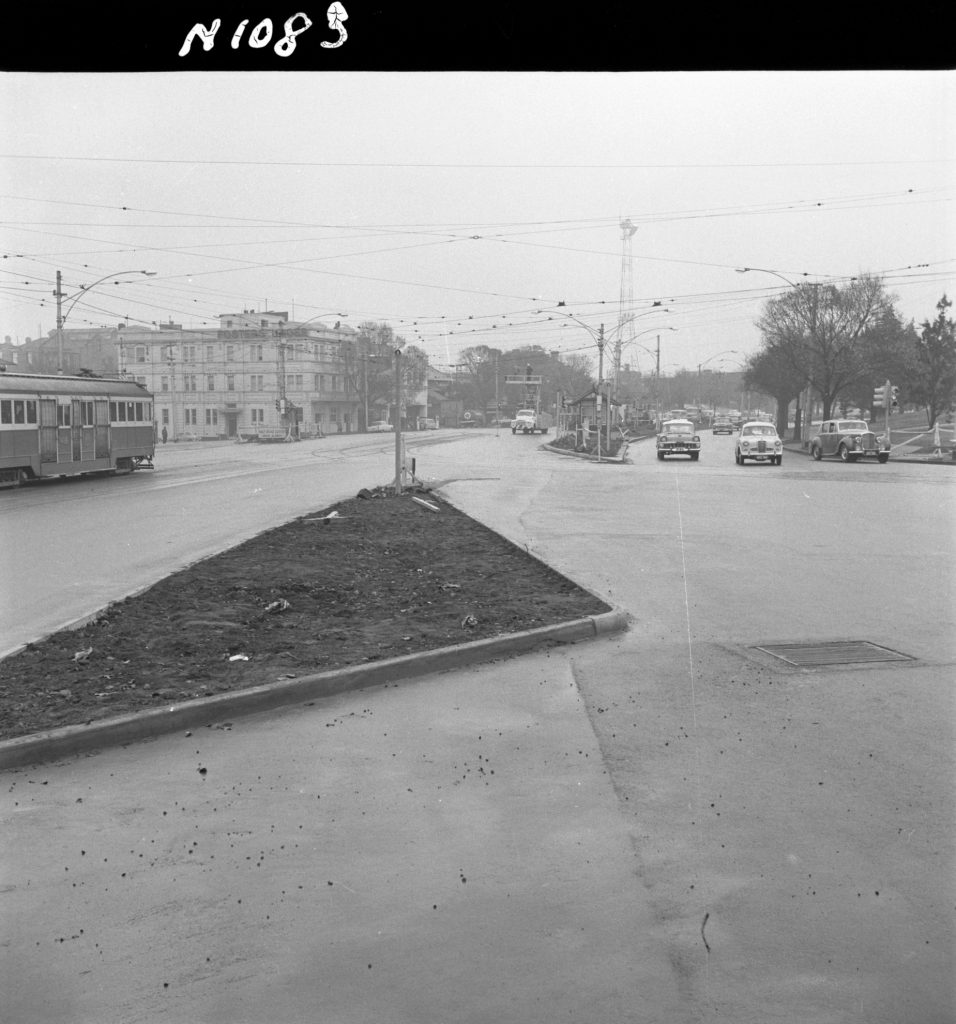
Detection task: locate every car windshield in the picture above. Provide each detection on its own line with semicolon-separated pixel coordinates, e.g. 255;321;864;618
838;421;869;432
664;423;693;434
742;425;777;436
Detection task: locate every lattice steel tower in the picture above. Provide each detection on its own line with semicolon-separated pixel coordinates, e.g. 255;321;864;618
612;218;638;391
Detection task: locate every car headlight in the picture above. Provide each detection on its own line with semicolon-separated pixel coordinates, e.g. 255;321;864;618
741;440;750;449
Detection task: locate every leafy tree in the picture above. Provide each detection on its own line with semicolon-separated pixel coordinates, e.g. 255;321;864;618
743;347;806;437
756;274;891;420
845;306;918;419
498;345;593;414
911;295;956;427
455;344;503;415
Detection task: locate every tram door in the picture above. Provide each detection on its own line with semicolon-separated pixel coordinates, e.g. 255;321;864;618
72;399;83;461
94;400;109;458
39;399;58;462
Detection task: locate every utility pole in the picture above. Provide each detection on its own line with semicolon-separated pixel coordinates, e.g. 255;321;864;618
596;325;605;463
394;348;403;493
655;334;662;430
55;270;64;374
362;353;368;432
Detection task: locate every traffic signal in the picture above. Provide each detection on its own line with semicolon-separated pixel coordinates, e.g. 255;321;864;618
872;386;885;408
890;386;900;411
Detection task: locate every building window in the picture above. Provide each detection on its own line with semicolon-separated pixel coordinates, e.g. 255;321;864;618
135;346;147;363
185;408;198;426
251;408;264;424
207;375;215;391
184;345;196;361
250;374;264;391
226;375;235;392
184;374;198;392
253;344;263;361
205;409;219;426
206;345;214;360
161;408;169;425
160;376;169;392
226;344;235;361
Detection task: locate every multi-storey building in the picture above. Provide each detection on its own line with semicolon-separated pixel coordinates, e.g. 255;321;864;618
116;311;360;440
2;327;125;376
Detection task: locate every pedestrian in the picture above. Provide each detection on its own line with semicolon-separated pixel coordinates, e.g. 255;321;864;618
161;425;168;444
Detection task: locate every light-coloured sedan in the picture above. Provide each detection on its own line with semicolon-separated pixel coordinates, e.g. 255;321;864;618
735;421;784;465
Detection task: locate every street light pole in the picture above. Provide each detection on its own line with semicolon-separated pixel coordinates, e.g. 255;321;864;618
596;326;605;463
54;268;155;374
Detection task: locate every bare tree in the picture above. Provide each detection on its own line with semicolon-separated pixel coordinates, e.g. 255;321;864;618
757;274;891;420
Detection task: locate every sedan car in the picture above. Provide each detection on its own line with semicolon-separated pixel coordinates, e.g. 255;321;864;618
656;419;701;460
735;421;784;465
712;415;734;434
809;419;889;463
368;420;394;433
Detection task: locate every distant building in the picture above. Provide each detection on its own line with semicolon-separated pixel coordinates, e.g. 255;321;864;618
115;311;361;440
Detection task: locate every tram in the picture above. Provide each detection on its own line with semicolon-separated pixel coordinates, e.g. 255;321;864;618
0;371;155;487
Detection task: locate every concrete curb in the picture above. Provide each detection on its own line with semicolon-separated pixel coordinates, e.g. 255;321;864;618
0;608;630;771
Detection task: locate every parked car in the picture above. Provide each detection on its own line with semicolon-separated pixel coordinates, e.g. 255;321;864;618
656;419;701;461
735;421;784;465
712;415;734;435
368;420;394;433
417;417;438;430
809;419;890;463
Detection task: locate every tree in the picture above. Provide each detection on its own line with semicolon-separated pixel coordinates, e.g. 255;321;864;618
455;344;502;415
743;347;806;437
756;274;891;420
342;321;417;429
911;295;956;427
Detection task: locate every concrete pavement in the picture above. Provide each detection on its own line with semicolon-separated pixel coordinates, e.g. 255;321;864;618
0;648;684;1024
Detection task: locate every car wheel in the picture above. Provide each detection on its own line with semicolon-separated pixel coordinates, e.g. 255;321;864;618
811;445;822;461
839;444;851;462
690;452;699;461
774;455;783;466
657;451;664;461
878;452;889;463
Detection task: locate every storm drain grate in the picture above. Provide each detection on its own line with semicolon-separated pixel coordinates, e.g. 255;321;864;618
753;641;916;668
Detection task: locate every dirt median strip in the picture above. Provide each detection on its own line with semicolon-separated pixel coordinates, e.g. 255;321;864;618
0;609;629;770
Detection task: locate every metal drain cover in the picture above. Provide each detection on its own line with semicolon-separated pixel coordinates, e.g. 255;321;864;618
753;641;916;667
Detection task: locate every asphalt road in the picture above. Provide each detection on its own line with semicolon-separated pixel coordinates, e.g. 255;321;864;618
2;429;954;1022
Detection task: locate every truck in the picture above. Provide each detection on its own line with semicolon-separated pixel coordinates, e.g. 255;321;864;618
511;408;553;434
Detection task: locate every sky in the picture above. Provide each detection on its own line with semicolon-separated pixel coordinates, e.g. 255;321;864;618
1;70;953;377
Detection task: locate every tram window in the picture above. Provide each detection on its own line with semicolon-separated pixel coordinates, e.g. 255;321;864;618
118;403;127;422
26;400;37;423
0;400;11;424
13;401;25;423
81;401;94;425
145;401;152;419
57;404;71;426
109;402;117;420
127;402;136;421
135;402;144;420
